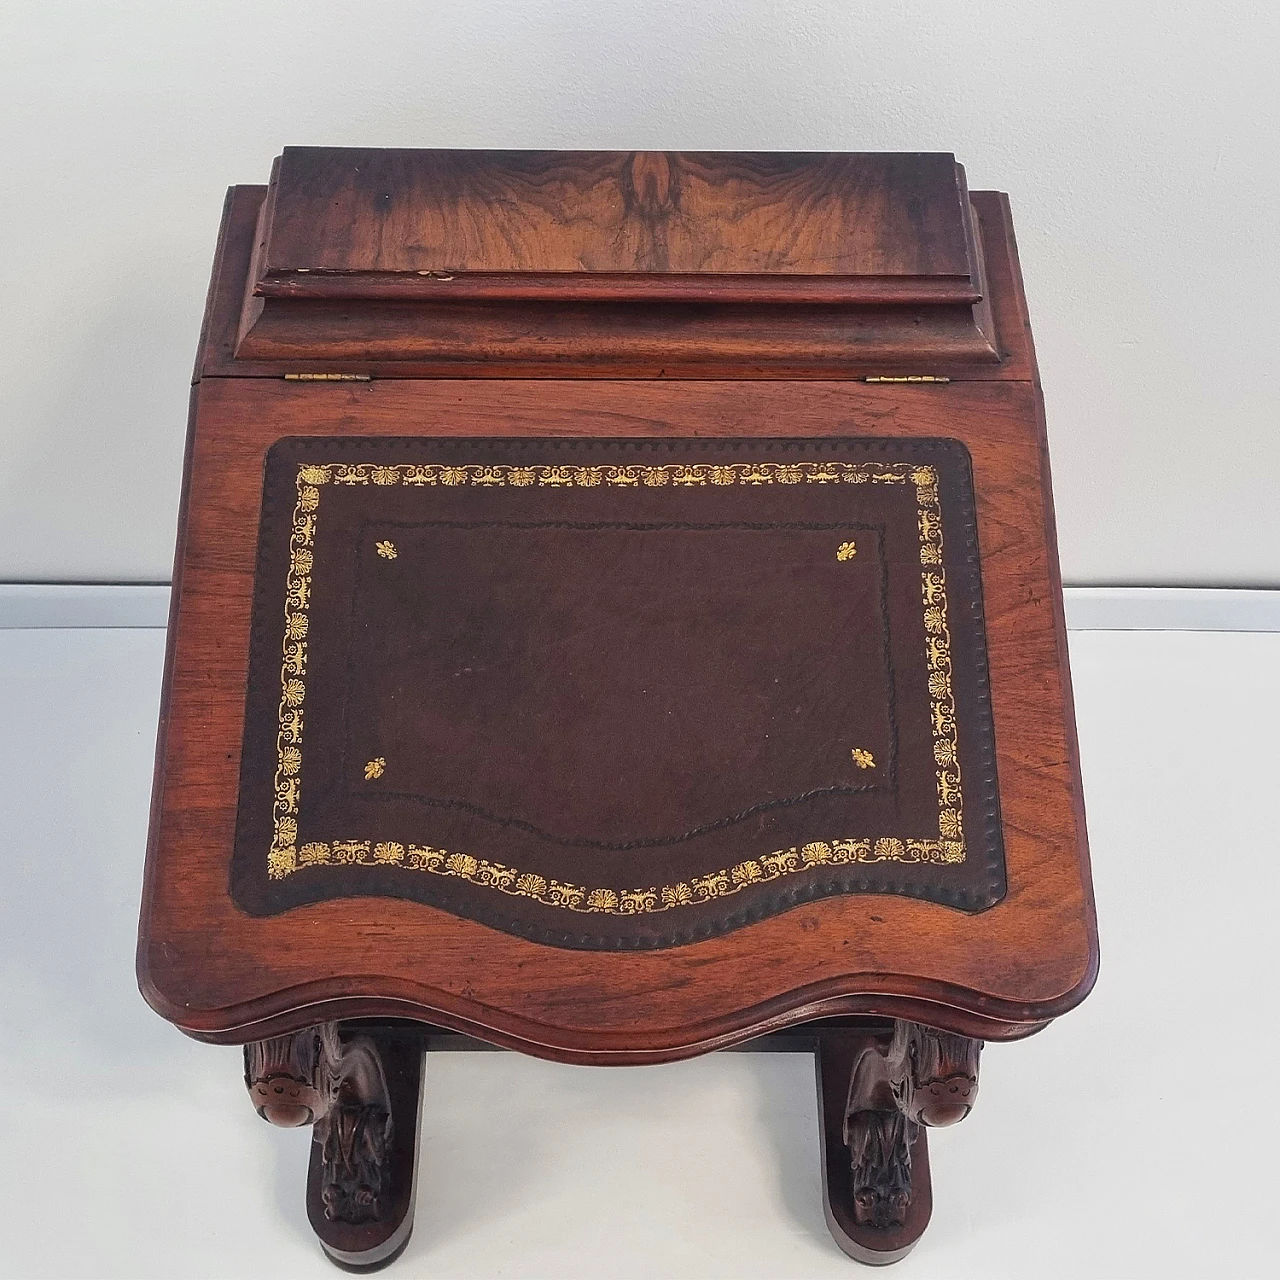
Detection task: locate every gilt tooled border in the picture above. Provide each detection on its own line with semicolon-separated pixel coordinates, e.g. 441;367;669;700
266;460;964;915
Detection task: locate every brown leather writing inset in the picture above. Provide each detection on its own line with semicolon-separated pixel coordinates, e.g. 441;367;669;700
232;438;1004;947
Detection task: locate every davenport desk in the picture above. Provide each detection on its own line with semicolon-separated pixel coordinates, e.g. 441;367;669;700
137;149;1098;1268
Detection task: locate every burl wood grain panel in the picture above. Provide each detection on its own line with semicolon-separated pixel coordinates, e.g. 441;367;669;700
258;150;979;302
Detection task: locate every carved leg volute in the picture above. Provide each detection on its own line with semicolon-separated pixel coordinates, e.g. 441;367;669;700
889;1021;981;1129
245;1024;339;1128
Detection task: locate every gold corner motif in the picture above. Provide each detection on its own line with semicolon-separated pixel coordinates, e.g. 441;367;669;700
851;748;876;770
836;540;858;561
364;757;386;780
375;540;397;560
267;459;967;908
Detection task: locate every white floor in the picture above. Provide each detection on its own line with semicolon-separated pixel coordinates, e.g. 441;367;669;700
1;626;1276;1279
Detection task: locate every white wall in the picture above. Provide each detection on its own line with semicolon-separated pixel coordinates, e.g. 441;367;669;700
2;1;1276;586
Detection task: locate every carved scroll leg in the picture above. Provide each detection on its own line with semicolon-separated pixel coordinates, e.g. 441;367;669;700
246;1023;426;1271
815;1021;981;1265
816;1027;931;1265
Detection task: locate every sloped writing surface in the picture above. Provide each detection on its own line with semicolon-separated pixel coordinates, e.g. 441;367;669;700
232;437;1004;948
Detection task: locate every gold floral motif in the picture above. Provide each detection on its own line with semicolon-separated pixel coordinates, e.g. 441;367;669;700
692;870;730;897
267;457;968;892
268;844;296;878
836;540;858;561
545;880;585;909
375;540;397;560
662;882;694;906
332;840;371;863
282;641;306;676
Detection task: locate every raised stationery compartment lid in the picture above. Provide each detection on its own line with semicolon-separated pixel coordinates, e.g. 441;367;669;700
253;148;983;305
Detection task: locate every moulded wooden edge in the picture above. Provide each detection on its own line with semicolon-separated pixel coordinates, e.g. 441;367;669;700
988;187;1103;1005
138;939;1088;1059
253;272;985;306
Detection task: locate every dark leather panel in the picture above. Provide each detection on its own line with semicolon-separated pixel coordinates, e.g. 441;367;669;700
232;438;1004;947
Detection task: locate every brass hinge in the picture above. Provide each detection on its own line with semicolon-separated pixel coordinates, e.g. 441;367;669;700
863;375;951;384
283;372;373;382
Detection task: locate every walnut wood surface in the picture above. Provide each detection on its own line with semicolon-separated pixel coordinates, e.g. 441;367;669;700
138;374;1096;1058
259;149;979;301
